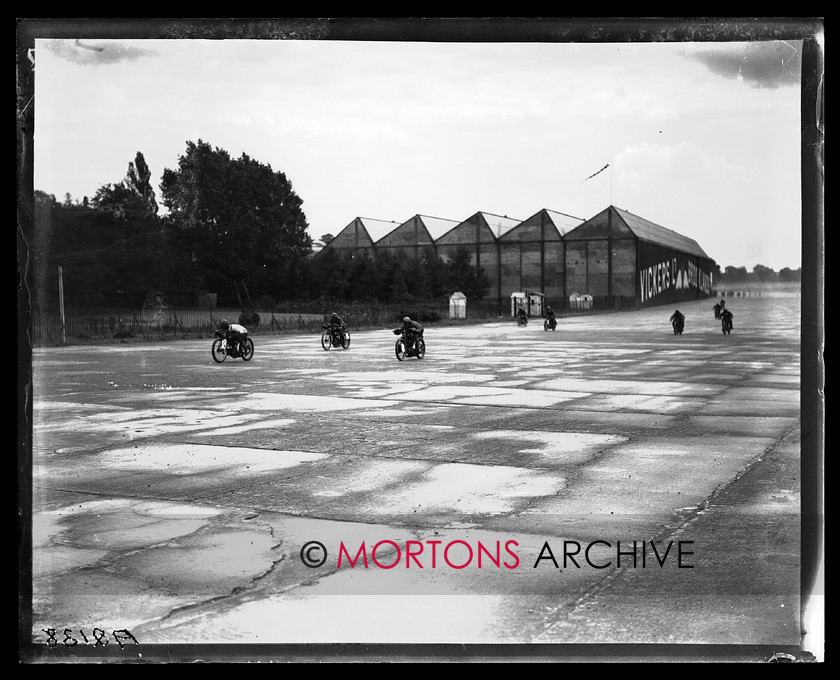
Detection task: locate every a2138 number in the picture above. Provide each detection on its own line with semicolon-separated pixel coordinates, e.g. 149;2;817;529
42;628;138;649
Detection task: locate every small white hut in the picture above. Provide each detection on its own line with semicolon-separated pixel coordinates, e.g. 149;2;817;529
449;291;467;319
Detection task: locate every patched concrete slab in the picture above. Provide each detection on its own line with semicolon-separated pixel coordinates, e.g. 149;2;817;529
28;296;807;649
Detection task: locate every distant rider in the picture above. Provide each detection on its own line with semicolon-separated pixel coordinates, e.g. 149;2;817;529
394;316;424;351
517;306;527;322
720;306;734;328
713;299;725;319
670;309;685;329
220;318;248;352
546;305;556;328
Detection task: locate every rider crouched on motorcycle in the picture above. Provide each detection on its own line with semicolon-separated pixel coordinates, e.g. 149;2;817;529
670;309;685;328
517;306;527;323
328;311;347;339
721;307;734;327
713;299;726;319
546;306;556;327
220;318;248;352
394;316;424;351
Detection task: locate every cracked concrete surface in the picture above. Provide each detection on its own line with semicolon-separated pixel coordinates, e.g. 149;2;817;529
27;296;810;655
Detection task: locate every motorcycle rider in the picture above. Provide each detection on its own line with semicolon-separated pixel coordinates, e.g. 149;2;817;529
517;305;528;324
220;318;248;354
394;316;424;353
328;311;347;342
545;305;556;329
713;299;725;319
721;306;734;329
670;309;685;330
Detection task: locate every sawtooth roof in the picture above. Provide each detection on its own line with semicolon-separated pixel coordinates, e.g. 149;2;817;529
358;217;401;244
615;207;711;259
481;212;523;239
544;209;585;235
417;215;461;241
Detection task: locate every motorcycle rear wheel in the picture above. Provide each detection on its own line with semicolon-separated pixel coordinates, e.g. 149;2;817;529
321;331;331;351
395;338;407;361
241;337;255;361
211;339;227;363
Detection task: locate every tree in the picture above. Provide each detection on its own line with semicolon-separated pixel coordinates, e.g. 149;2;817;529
752;264;776;282
778;267;801;282
91;151;159;219
35;190;59;208
126;151;159;216
160;140;311;302
723;265;748;282
445;247;490;299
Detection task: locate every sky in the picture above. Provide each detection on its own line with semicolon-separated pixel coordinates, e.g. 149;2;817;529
30;22;819;272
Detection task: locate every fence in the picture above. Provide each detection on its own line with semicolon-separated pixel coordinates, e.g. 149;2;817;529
29;307;325;345
28;295;640;346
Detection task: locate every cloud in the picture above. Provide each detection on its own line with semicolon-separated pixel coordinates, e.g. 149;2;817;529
41;38;157;66
682;41;801;88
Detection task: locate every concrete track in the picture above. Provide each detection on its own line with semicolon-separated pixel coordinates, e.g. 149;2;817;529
27;295;807;658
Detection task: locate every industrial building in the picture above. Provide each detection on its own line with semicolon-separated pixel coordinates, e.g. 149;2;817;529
317;205;716;311
562;206;715;309
374;214;461;259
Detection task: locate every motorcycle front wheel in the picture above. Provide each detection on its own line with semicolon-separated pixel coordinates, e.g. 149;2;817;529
321;331;331;351
211;339;227;363
241;337;255;361
395;338;407;361
341;331;351;349
416;337;426;359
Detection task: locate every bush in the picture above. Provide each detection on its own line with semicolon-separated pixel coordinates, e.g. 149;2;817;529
398;308;442;323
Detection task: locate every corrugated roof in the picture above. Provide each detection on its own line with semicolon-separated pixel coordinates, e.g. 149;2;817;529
481;212;522;239
417;215;460;241
615;207;711;259
359;217;401;244
544;209;585;235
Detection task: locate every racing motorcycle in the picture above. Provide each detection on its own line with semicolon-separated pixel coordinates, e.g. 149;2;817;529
321;324;351;350
721;313;733;335
212;330;254;362
544;316;557;331
672;316;685;335
517;314;528;327
394;329;426;361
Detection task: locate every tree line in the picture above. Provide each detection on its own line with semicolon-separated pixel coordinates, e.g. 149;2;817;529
717;264;801;284
31;140;799;313
32;141;490;311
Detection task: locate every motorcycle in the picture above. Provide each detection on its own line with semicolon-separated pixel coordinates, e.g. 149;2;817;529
517;314;528;327
721;314;733;335
321;324;351;350
394;329;426;361
212;330;254;363
544;316;557;331
672;317;685;335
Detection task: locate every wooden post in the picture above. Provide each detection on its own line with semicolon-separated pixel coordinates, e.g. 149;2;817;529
58;266;66;344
